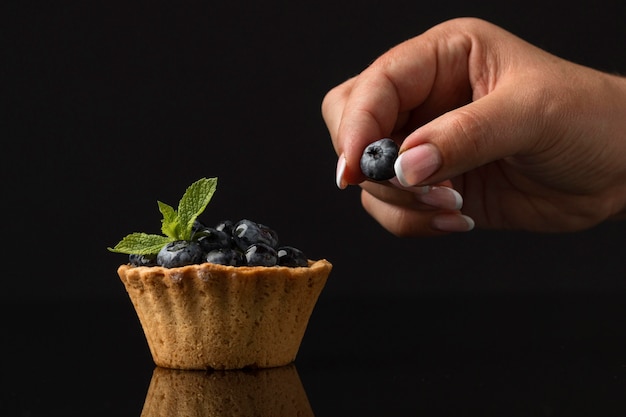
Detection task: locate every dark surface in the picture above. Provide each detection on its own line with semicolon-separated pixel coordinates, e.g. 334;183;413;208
2;289;626;416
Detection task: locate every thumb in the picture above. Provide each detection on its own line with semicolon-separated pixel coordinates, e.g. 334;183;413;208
394;85;539;186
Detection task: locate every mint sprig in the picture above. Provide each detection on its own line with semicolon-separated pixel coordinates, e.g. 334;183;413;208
108;177;218;255
108;233;173;256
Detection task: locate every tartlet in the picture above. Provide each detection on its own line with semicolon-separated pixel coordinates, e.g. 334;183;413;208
110;177;332;370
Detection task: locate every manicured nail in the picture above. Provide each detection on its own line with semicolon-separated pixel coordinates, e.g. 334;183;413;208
431;213;475;232
417;186;463;210
394;143;442;187
388;177;430;194
336;154;347;189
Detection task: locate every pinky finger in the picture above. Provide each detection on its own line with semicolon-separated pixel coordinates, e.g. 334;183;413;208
431;213;475;233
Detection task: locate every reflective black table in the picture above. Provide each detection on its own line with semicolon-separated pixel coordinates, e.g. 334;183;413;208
3;291;625;416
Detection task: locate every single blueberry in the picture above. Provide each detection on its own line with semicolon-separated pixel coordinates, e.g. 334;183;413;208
245;243;278;266
360;138;399;181
215;219;235;235
192;219;206;233
156;240;205;268
277;246;308;267
233;219;279;251
129;253;158;267
206;248;246;266
195;227;232;252
258;223;279;247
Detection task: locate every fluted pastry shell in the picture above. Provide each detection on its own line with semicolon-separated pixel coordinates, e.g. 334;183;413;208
118;259;331;370
141;365;314;417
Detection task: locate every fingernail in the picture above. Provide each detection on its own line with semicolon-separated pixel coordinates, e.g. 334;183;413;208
417;186;463;210
394;143;441;187
431;214;475;232
388;177;430;194
336;154;347;189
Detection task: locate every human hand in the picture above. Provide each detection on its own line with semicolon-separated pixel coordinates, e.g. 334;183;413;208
322;18;626;236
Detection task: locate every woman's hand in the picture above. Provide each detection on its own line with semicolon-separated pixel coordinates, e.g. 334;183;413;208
322;17;626;236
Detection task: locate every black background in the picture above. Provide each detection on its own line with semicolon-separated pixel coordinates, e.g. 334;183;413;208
4;0;626;301
3;0;626;415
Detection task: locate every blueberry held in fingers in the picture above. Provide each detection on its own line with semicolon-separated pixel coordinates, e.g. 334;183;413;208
360;138;399;181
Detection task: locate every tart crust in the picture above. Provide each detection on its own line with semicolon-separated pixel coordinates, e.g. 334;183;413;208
118;259;332;370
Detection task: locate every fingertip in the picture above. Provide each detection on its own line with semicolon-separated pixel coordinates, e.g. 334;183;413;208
416;186;463;210
393;143;442;186
431;213;475;232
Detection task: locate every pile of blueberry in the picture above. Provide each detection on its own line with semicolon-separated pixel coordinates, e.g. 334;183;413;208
129;219;308;268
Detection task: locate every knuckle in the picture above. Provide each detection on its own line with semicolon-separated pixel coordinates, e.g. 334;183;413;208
443;107;493;165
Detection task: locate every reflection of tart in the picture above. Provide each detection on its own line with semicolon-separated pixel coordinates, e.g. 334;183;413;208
141;365;314;417
110;178;332;370
119;259;331;370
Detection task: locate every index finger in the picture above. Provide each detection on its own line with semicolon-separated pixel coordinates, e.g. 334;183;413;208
325;36;440;185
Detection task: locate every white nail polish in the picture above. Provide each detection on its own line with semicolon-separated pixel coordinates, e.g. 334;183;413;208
436;186;463;210
336;155;347;189
393;144;442;186
462;215;475;231
393;153;410;187
418;186;463;210
388;177;430;194
431;214;475;232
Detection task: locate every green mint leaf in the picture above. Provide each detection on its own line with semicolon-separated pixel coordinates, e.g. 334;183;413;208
107;233;173;255
158;201;180;239
108;177;218;257
177;177;217;240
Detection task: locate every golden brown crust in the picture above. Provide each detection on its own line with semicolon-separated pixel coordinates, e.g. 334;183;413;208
118;260;332;370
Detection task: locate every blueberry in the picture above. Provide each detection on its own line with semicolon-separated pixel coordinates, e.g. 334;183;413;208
245;243;278;266
233;219;279;250
215;219;234;235
157;240;205;268
129;253;158;267
258;223;279;247
123;218;306;268
206;248;246;266
192;219;206;233
195;227;232;252
277;246;308;267
360;138;399;181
